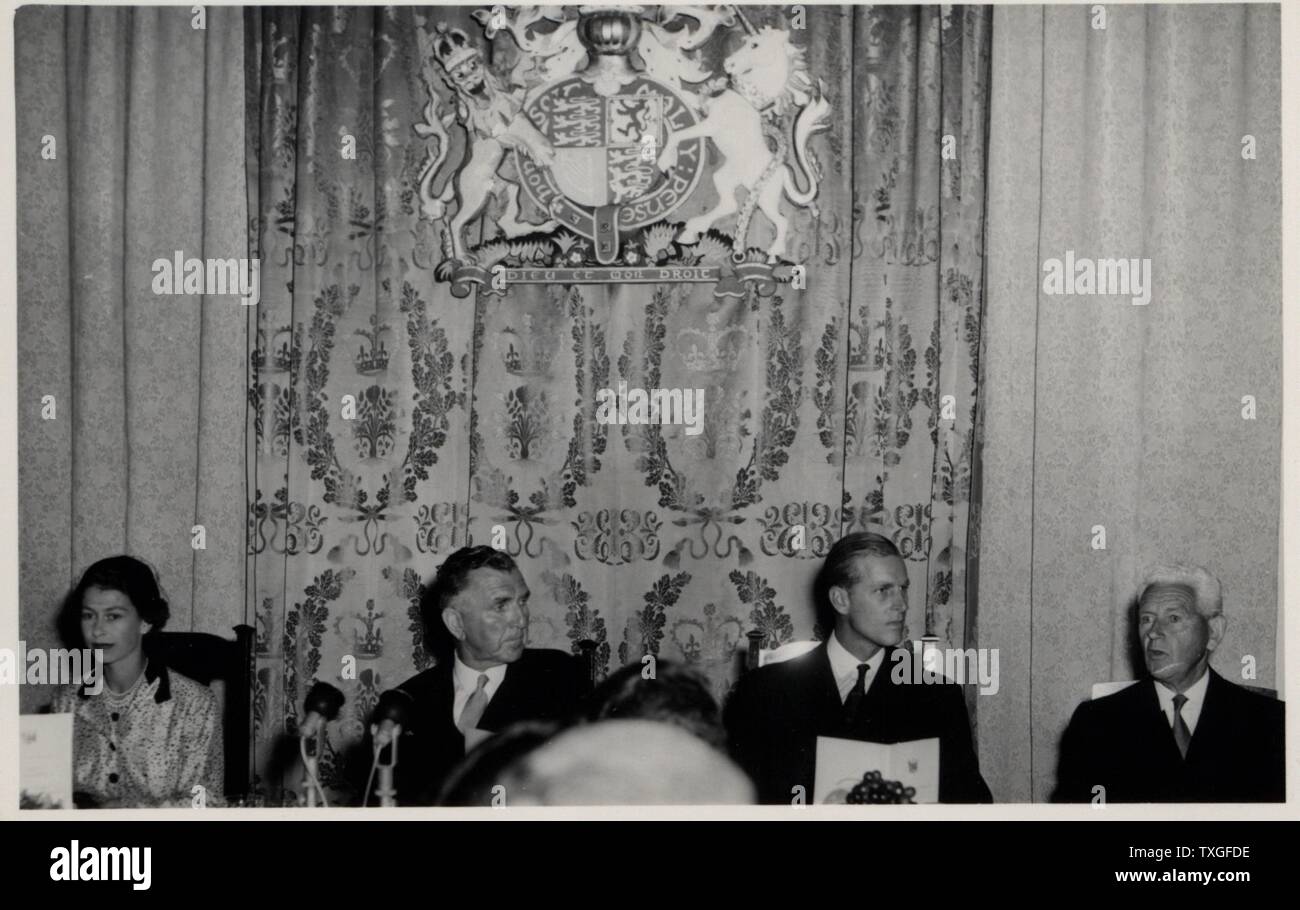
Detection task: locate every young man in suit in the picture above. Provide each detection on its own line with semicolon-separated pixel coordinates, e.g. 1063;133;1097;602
1053;564;1284;803
375;546;585;805
724;532;993;804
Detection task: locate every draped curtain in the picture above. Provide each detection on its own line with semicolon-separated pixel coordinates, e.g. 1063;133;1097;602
15;3;1282;809
978;4;1281;802
240;3;992;801
15;6;249;713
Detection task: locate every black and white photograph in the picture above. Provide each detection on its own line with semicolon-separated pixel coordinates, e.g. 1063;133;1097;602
3;0;1293;856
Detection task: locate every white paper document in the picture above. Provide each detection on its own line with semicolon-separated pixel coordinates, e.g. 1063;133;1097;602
20;713;74;810
814;736;940;804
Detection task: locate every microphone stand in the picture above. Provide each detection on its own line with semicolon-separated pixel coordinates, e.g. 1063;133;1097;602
366;688;413;807
371;724;402;807
300;728;326;808
298;681;344;808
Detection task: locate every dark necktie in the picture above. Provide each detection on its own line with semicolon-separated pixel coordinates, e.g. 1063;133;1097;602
842;662;871;732
1171;693;1192;758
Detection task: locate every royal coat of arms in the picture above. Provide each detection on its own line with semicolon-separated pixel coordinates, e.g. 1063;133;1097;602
413;4;831;297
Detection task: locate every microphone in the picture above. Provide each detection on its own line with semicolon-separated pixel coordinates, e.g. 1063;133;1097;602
371;688;414;748
368;688;415;808
300;682;345;739
298;682;344;808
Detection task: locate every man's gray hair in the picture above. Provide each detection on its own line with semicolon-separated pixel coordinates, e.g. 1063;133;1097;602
1138;563;1223;618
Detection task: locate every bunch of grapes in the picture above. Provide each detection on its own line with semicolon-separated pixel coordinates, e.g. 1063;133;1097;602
846;770;917;804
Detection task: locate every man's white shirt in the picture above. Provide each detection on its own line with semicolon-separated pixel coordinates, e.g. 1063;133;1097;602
1153;668;1209;735
452;653;507;728
826;632;886;703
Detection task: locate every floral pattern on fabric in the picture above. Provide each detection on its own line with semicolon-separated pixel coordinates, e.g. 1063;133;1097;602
245;5;991;802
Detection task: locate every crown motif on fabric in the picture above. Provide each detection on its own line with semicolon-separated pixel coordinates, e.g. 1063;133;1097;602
270;326;298;373
353;348;387;377
670;603;744;667
354;318;391;375
432;24;480;72
847;311;870;369
254;598;275;655
498;315;559;378
334;599;385;660
677;310;747;373
355;344;389;375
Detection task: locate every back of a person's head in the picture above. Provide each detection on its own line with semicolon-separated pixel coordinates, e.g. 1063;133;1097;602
435;721;559;806
586;659;726;750
499;719;755;805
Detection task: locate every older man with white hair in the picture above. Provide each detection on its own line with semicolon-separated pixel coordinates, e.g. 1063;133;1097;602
1053;564;1284;802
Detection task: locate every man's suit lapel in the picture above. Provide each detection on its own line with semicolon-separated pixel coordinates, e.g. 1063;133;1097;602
812;642;895;739
810;644;845;732
854;646;900;740
427;659;458;736
1134;678;1184;768
479;658;522;731
399;659;460;800
1182;669;1226;767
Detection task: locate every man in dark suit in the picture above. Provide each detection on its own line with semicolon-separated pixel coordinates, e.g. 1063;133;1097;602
1053;564;1284;803
724;532;992;804
375;546;585;805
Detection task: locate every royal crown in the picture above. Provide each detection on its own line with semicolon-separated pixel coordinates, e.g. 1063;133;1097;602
355;342;389;375
676;310;748;373
255;598;275;656
333;599;385;660
271;325;299;374
498;315;559;378
431;23;480;72
846;305;894;372
354;318;391;375
670;603;744;668
576;6;644;56
847;310;870;369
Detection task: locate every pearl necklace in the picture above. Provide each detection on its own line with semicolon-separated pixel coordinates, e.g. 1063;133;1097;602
103;665;147;708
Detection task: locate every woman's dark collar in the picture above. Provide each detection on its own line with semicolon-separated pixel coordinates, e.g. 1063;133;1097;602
78;660;172;703
146;659;172;704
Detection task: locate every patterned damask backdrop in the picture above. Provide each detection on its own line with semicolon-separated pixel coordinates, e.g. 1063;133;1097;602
244;5;990;799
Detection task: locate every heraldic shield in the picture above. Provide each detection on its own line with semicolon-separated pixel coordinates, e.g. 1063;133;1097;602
518;76;705;263
531;85;675;208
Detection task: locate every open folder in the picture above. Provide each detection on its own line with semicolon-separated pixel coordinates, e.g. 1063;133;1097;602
814;736;940;804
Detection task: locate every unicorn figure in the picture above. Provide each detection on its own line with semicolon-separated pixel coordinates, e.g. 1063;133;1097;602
655;25;831;260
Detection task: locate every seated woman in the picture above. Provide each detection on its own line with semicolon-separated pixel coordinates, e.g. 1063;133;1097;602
50;555;223;808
